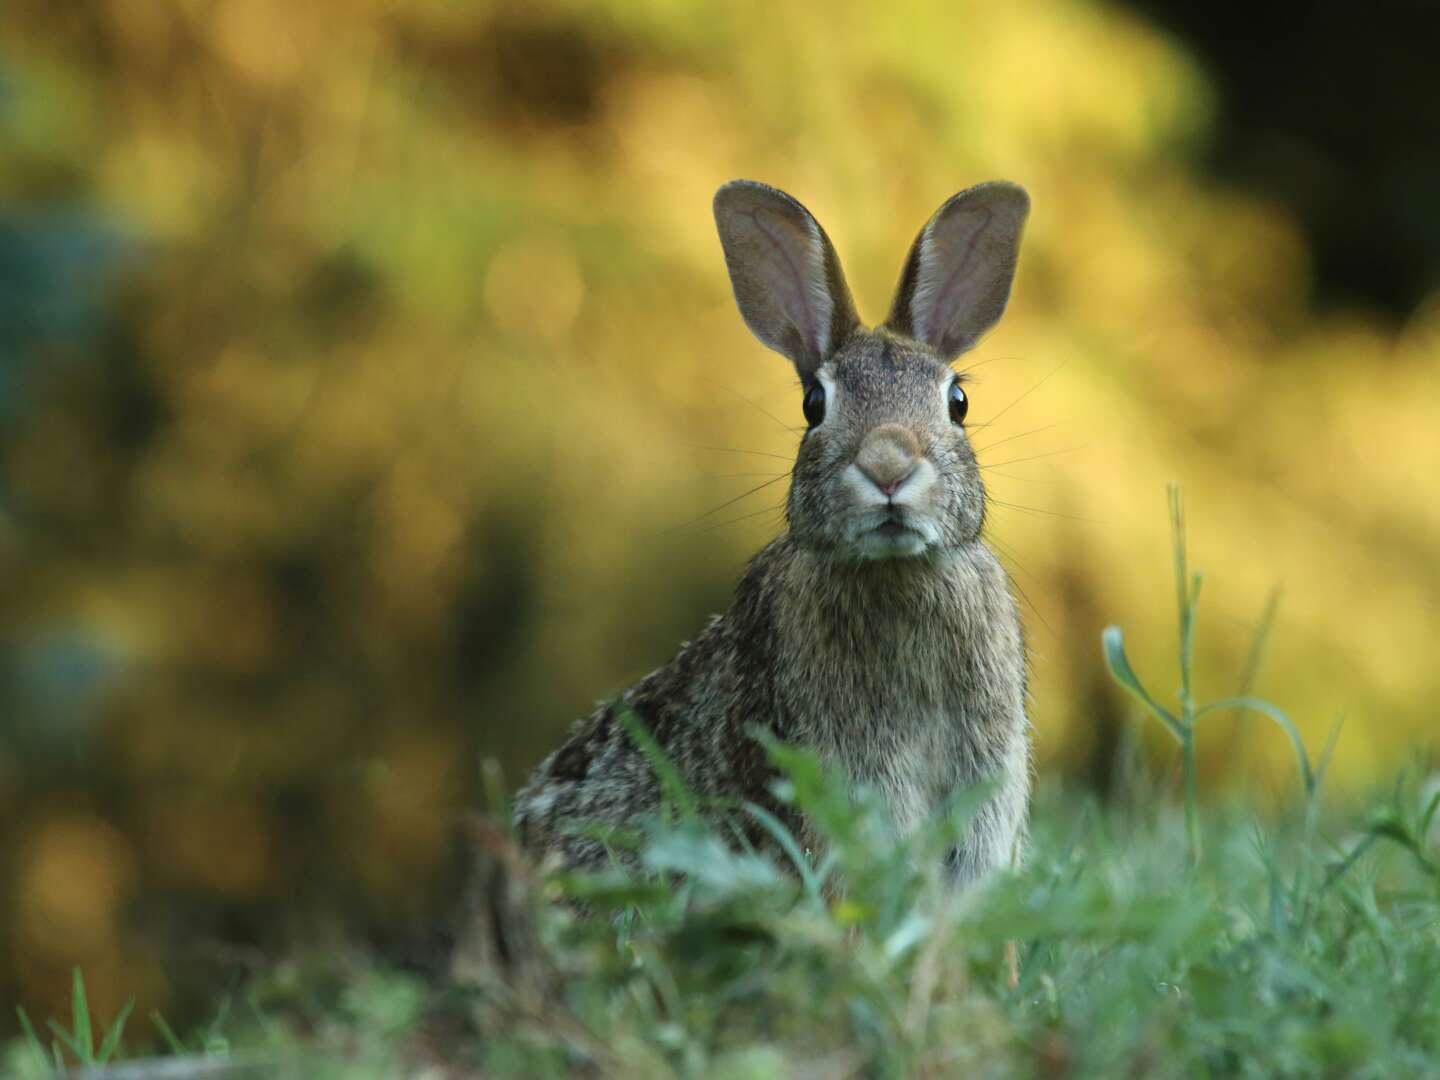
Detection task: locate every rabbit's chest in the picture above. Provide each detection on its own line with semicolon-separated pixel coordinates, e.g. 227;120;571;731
774;549;1024;836
782;629;1010;836
802;655;984;832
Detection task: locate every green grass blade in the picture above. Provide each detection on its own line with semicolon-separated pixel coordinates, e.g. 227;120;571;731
1420;788;1440;839
1184;570;1203;678
96;997;135;1064
46;1019;86;1064
1229;584;1283;772
1312;715;1344;797
71;967;93;1062
206;993;234;1059
742;800;821;898
1193;695;1313;794
1101;626;1183;738
1167;482;1188;628
1366;812;1420;852
1366;807;1437;876
151;1010;185;1055
15;1006;50;1072
616;703;698;819
1238;584;1283;696
1323;832;1379;890
1167;483;1193;695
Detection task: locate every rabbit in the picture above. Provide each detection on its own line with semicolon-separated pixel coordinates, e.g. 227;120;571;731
513;179;1033;887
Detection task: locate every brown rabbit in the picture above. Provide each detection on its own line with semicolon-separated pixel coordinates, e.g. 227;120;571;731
514;180;1032;885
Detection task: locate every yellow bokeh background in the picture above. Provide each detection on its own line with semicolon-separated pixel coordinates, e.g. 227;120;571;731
2;0;1436;1030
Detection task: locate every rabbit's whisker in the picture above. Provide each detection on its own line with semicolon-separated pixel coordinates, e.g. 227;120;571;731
700;377;806;436
971;362;1065;435
663;475;790;534
954;353;1019;376
984;470;1052;484
988;497;1103;524
702;501;788;533
982;528;1053;634
998;554;1053;636
978;446;1086;470
687;445;795;463
973;422;1064;455
983;531;1038;582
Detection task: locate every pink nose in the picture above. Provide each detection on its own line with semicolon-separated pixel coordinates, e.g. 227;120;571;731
856;423;922;498
865;470;914;498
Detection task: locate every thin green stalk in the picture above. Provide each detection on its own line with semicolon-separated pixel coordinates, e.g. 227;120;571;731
1168;482;1192;707
1232;585;1282;774
1168;482;1201;864
1181;733;1201;865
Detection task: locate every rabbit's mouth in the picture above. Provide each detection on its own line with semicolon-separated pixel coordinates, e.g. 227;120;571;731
854;513;930;559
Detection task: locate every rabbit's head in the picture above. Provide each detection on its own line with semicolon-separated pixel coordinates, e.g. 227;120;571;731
714;180;1029;560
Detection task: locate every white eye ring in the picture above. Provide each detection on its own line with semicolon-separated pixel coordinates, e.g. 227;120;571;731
805;368;837;432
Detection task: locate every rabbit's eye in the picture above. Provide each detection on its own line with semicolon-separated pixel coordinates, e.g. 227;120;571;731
948;381;969;425
802;382;827;428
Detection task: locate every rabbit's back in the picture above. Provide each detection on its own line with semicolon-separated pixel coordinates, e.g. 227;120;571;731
513;540;802;869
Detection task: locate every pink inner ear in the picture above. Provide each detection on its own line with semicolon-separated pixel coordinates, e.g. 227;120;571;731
916;205;993;344
751;205;826;359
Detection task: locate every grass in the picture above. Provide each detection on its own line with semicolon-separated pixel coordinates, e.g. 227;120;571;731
6;494;1440;1078
1102;483;1330;865
13;970;132;1075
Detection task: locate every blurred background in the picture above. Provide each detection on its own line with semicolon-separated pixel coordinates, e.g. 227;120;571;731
3;0;1437;1033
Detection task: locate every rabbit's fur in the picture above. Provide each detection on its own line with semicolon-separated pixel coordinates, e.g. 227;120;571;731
514;180;1033;886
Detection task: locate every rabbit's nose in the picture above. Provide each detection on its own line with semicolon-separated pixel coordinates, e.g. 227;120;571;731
856;424;922;497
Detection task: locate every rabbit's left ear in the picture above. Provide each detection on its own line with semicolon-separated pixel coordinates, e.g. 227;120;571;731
885;181;1030;359
714;180;860;377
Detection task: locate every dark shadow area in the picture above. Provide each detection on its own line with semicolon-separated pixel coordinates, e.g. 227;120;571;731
1125;0;1440;316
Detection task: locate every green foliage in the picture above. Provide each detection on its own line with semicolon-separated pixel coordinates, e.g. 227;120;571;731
456;742;1437;1077
8;765;1439;1077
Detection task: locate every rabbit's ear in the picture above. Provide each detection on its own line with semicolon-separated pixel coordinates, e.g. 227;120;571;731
885;182;1029;359
713;180;859;376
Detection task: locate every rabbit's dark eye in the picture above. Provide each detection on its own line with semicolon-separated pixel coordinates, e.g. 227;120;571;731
947;381;968;425
802;382;827;428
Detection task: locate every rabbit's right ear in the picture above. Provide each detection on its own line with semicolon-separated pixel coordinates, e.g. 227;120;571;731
713;181;859;377
885;182;1030;359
